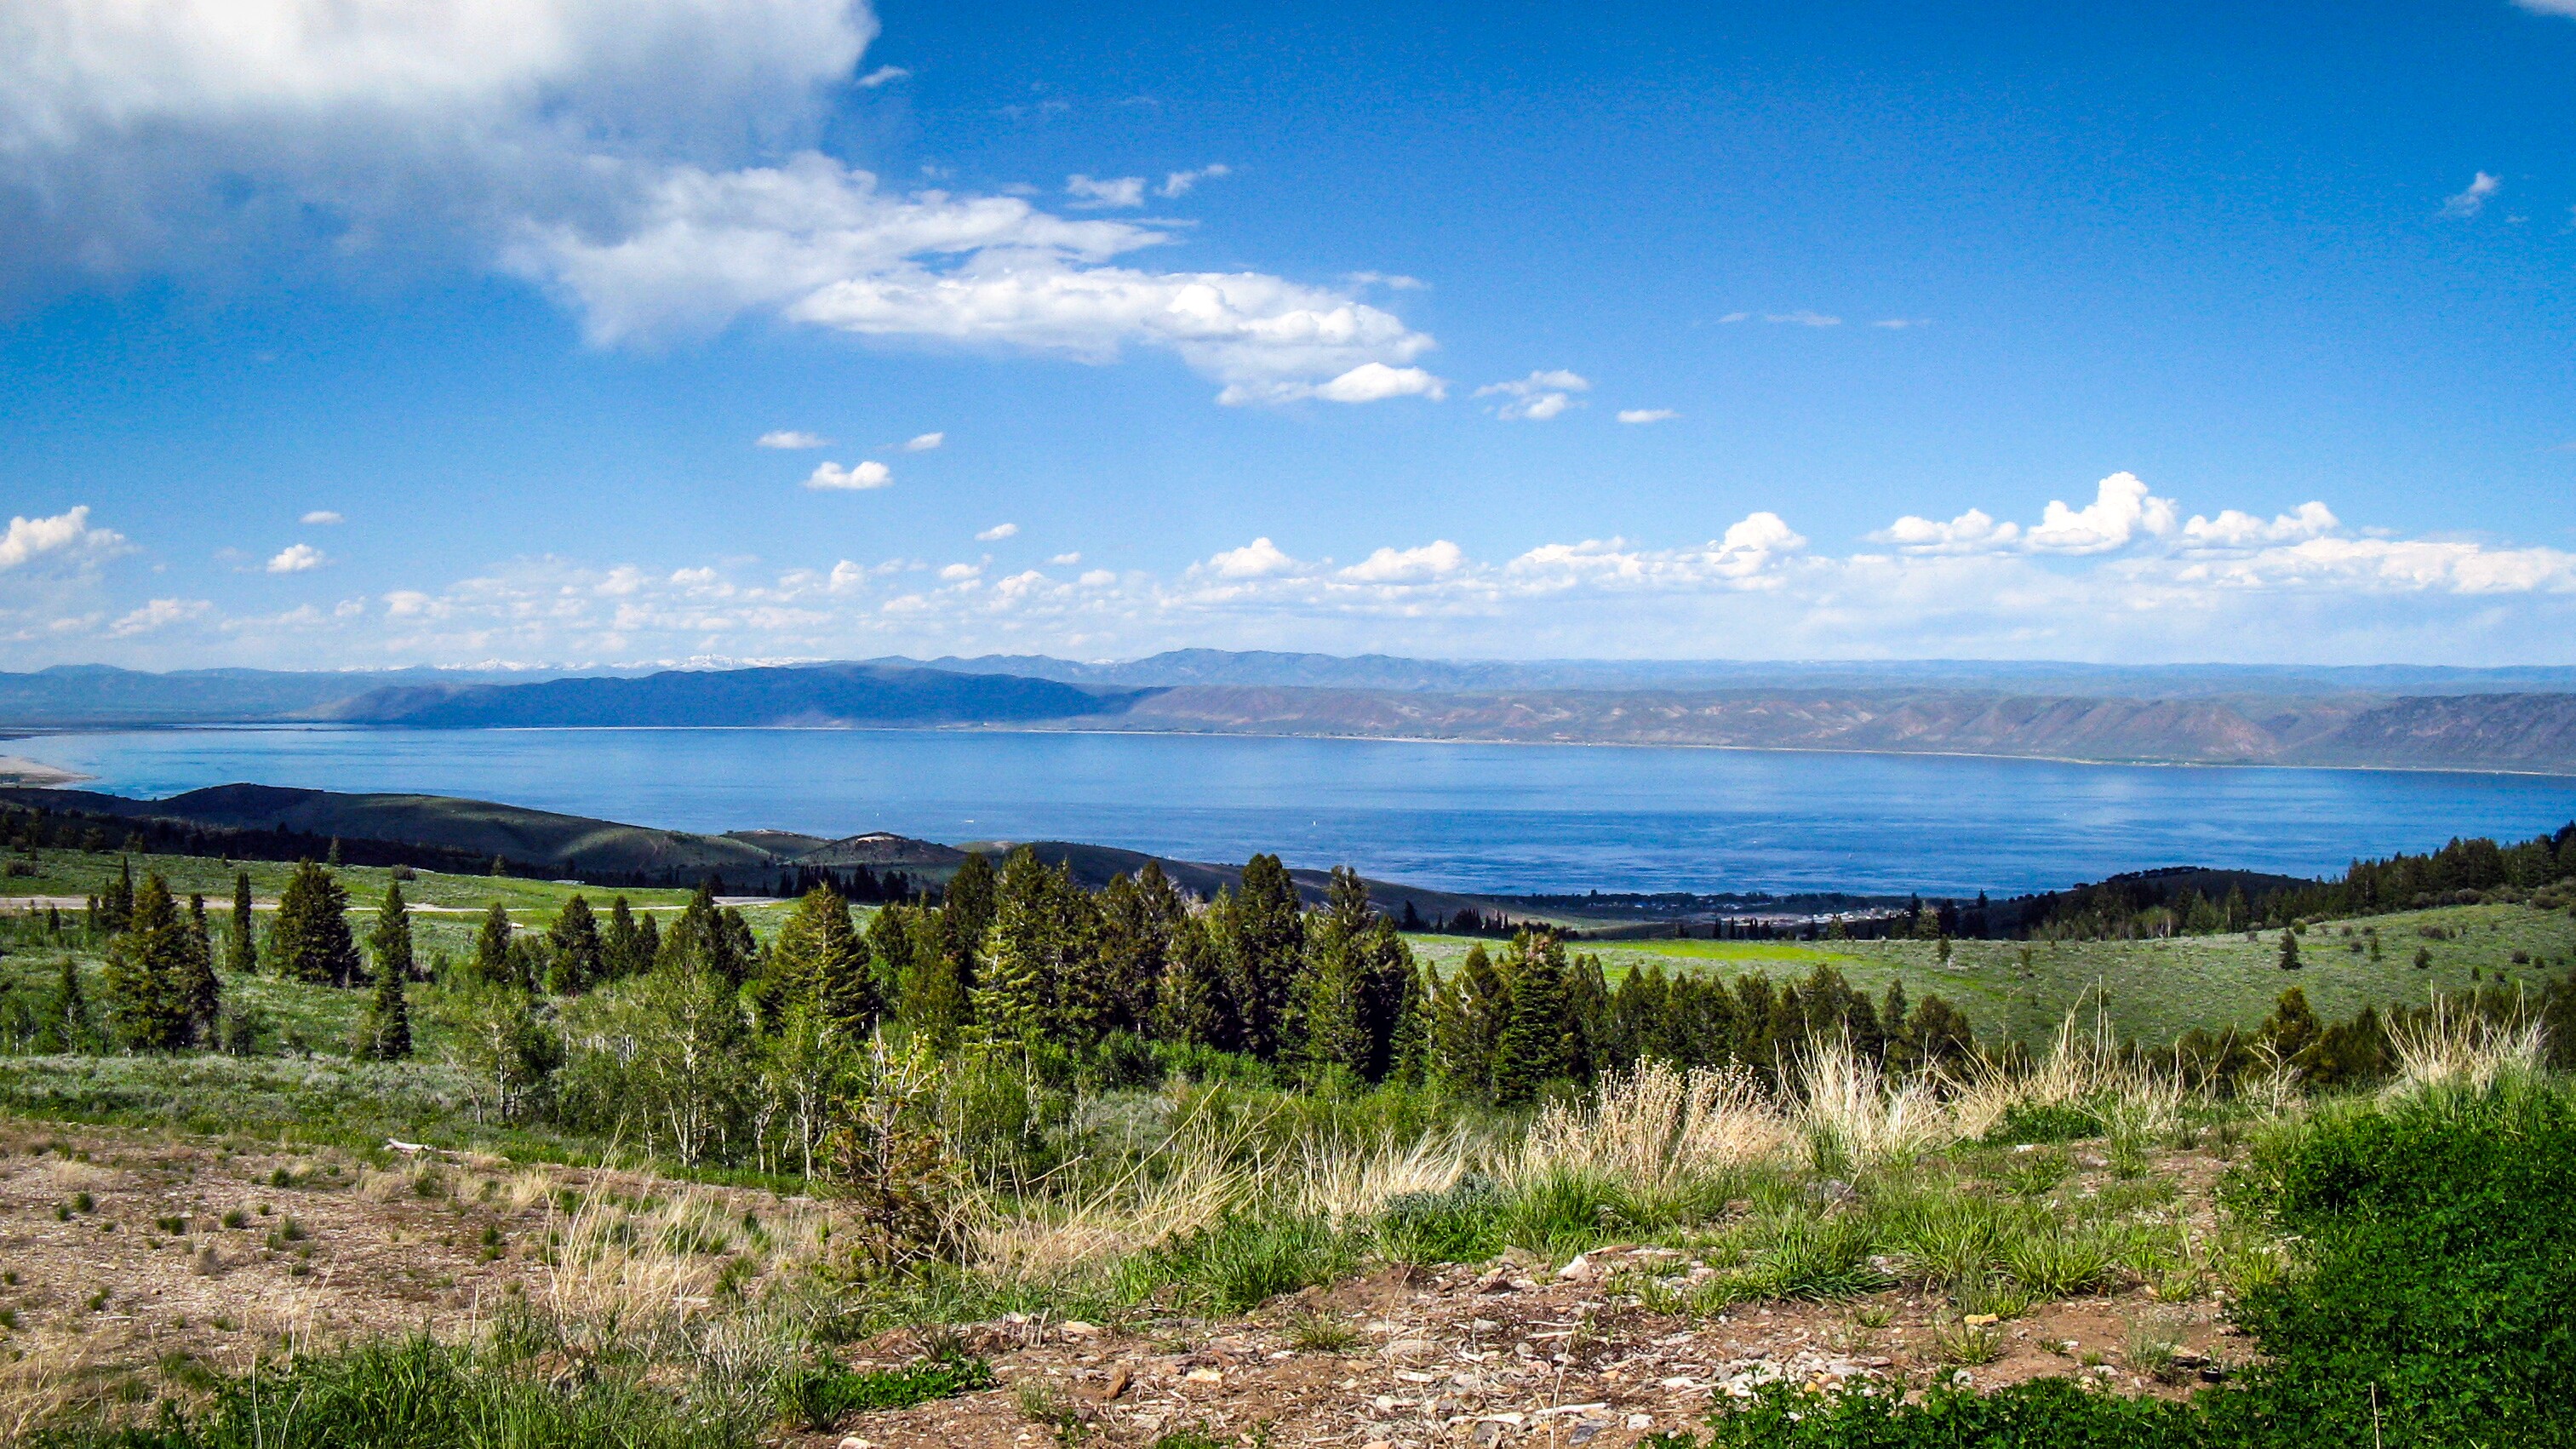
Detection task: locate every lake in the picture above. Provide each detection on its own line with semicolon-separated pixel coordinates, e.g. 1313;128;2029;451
13;726;2576;897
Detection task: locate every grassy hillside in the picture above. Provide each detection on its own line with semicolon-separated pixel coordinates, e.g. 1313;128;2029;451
1411;897;2576;1045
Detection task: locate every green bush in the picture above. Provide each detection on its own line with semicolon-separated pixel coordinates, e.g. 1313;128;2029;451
1118;1210;1358;1313
1981;1102;2104;1145
1376;1174;1505;1264
771;1354;995;1431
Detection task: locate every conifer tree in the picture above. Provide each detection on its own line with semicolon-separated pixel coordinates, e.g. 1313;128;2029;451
2260;986;2321;1061
43;953;94;1053
1491;931;1571;1107
1220;855;1303;1060
603;896;642;979
771;883;876;1034
866;902;915;1017
101;856;135;934
1292;867;1375;1075
2277;927;2302;971
175;892;220;1044
362;881;415;1061
895;908;967;1049
1437;942;1509;1097
270;860;359;986
940;851;998;991
1153;913;1228;1049
973;848;1058;1043
228;871;257;976
1385;959;1435;1087
634;912;660;973
547;895;603;993
103;873;192;1050
473;902;512;985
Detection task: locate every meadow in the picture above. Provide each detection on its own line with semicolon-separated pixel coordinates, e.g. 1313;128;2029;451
0;833;2572;1447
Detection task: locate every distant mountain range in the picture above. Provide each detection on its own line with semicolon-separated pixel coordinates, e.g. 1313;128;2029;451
7;654;2576;775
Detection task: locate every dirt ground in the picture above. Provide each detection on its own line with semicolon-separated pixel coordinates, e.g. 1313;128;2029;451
0;1120;2241;1448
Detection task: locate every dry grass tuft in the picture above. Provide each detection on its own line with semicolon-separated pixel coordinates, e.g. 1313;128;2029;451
0;1333;92;1444
2387;997;2547;1097
1515;1061;1792;1193
1794;1034;1948;1171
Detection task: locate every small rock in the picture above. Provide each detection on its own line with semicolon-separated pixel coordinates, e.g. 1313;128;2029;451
1474;1268;1517;1294
1962;1314;1998;1326
836;1439;873;1449
1627;1413;1655;1429
1557;1253;1596;1282
1365;1441;1394;1449
1059;1319;1102;1337
1184;1367;1223;1384
1468;1318;1502;1332
1092;1366;1131;1401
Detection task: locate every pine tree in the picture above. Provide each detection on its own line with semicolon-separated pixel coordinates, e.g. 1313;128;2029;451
2260;986;2321;1061
1437;942;1510;1097
100;856;135;934
228;871;257;976
1491;931;1571;1107
474;902;513;985
973;848;1057;1043
2277;927;2302;971
355;883;415;1059
603;896;643;979
940;851;998;991
1292;866;1375;1075
1219;855;1303;1060
895;907;967;1049
547;895;603;993
42;953;94;1053
1153;914;1228;1049
175;892;220;1044
772;884;877;1034
271;860;358;986
102;873;192;1051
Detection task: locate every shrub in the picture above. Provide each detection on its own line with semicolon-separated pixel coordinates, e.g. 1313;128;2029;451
1376;1174;1505;1265
770;1354;995;1431
1119;1210;1358;1314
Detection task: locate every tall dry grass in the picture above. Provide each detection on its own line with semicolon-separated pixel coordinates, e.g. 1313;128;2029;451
2386;996;2548;1097
1514;1061;1793;1191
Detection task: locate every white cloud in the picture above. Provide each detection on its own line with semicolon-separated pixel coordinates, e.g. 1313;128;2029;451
1617;409;1677;424
758;430;828;449
266;543;326;573
2181;501;2338;548
1158;164;1230;198
107;598;209;637
1077;568;1116;587
936;562;979;581
1347;272;1425;290
1341;541;1465;583
1717;312;1750;323
1874;507;2024;556
1050;552;1082;565
855;64;909;88
1225;362;1445;406
1766;311;1841;327
976;522;1019;541
903;431;944;451
1064;174;1147;209
2444;171;2503;217
1204;537;1297;579
2025;472;2178;553
1476;369;1591;421
0;2;1436;406
0;507;120;570
804;459;891;490
300;509;345;525
1870;318;1931;329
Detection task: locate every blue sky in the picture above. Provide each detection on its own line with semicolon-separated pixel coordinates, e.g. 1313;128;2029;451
3;0;2574;669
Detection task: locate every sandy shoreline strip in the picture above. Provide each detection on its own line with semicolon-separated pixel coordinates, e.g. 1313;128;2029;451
0;755;89;788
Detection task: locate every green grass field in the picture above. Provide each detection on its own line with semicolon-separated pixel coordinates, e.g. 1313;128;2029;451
1417;898;2576;1045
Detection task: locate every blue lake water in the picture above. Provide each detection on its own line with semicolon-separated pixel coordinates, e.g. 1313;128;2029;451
14;726;2576;897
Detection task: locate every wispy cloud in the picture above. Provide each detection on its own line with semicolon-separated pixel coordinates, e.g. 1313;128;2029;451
1870;318;1931;329
758;430;829;450
1064;174;1147;209
1158;164;1231;198
1766;310;1842;327
976;522;1018;541
804;460;891;490
300;509;346;525
902;432;945;451
1225;362;1445;406
1476;369;1590;421
855;65;909;88
1617;409;1677;424
2445;171;2502;217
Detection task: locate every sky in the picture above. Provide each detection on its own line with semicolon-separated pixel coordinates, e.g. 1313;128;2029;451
3;0;2575;671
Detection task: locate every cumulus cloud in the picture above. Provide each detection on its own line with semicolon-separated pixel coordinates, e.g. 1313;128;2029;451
903;431;944;451
1873;507;2024;556
855;64;909;88
2444;171;2502;217
266;543;326;573
1158;164;1230;198
1476;369;1590;421
0;1;1437;405
1341;541;1464;583
1064;174;1147;209
976;522;1019;541
2024;472;2178;553
1204;537;1297;579
2181;501;2339;548
300;509;345;525
758;430;828;449
0;507;120;570
805;459;891;490
1051;552;1082;564
1225;362;1445;406
1617;408;1677;424
936;561;979;581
